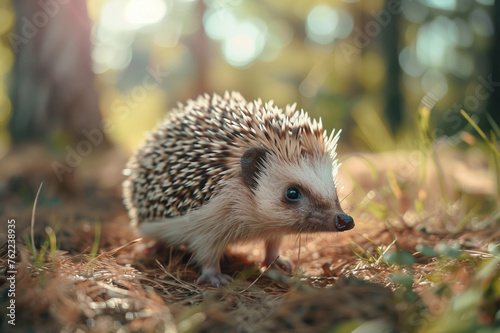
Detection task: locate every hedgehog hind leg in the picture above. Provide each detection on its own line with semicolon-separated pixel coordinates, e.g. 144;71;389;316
263;237;294;274
192;242;233;287
139;218;233;287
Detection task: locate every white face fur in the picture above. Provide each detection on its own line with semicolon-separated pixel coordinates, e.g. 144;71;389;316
251;153;347;234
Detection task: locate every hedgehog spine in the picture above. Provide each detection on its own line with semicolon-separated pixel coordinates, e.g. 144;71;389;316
123;91;354;286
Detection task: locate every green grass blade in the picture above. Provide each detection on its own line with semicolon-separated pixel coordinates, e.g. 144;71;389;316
90;221;101;260
47;227;57;258
461;110;499;157
461;110;489;142
486;113;500;139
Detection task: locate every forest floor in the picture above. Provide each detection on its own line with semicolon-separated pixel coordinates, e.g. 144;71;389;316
0;143;499;333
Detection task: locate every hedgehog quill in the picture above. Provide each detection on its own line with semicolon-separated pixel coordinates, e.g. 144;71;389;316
123;92;354;286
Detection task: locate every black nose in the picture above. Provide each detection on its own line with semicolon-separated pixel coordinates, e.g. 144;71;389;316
335;213;354;231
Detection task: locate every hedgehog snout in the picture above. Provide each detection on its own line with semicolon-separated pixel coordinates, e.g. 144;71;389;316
335;213;354;231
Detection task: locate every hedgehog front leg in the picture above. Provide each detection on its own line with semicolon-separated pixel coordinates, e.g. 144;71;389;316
264;237;294;273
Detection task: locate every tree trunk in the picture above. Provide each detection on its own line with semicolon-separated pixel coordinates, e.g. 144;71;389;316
488;0;500;128
382;0;402;135
8;0;104;145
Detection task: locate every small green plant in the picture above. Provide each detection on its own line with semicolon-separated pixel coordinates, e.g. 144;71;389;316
351;235;397;266
418;106;448;207
26;182;60;270
24;225;59;271
89;221;101;260
420;249;500;332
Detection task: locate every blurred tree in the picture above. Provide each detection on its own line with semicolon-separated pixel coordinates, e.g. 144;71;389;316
8;0;105;146
186;0;209;99
382;0;402;134
489;0;500;127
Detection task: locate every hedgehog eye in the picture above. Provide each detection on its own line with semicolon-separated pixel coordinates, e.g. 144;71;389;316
285;187;302;202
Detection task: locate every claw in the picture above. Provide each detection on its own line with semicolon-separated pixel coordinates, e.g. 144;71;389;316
274;257;294;274
264;238;294;274
196;266;232;287
264;257;294;274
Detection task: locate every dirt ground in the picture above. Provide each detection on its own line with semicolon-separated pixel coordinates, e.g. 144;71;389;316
1;144;499;332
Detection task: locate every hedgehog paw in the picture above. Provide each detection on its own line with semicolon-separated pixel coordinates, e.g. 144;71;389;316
265;257;294;274
196;269;232;287
272;257;294;274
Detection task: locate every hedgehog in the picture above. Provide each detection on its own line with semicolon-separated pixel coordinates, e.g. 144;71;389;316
122;91;354;286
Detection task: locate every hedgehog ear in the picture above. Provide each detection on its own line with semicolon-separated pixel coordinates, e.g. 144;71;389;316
240;147;269;190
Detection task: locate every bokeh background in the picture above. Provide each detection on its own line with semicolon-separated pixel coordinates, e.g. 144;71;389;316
1;3;500;331
0;0;498;157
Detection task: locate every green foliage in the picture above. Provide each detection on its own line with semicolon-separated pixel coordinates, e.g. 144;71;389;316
421;258;500;332
416;244;437;257
418;106;448;207
351;235;393;265
433;242;462;259
462;110;500;199
409;243;500;332
24;226;59;271
487;242;500;256
348;107;500;332
383;250;416;267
